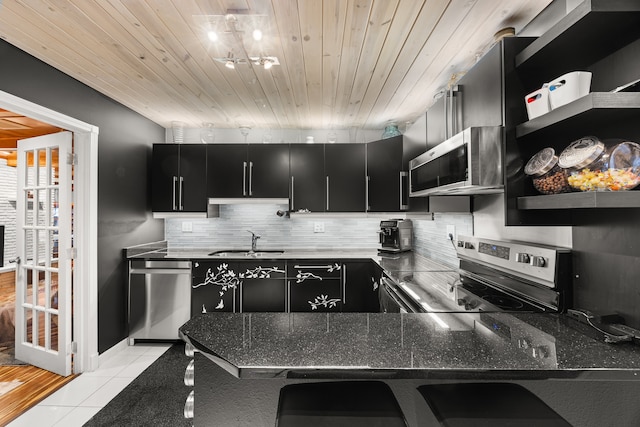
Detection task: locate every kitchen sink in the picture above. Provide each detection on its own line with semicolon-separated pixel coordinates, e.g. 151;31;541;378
207;250;285;257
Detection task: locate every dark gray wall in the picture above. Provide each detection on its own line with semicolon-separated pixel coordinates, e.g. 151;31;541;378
0;40;165;353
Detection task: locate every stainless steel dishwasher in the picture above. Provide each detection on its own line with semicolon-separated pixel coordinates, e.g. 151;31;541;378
128;259;192;343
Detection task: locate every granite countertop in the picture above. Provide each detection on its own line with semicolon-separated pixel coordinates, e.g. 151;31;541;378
179;312;640;380
124;241;457;272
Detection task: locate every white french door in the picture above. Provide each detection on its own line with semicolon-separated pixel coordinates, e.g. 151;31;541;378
15;131;73;376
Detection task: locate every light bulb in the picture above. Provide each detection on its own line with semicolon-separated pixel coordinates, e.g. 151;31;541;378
207;31;218;42
225;60;235;69
263;59;273;70
252;29;263;41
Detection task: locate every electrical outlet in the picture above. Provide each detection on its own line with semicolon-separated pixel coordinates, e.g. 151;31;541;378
182;221;193;232
446;225;455;240
314;221;325;233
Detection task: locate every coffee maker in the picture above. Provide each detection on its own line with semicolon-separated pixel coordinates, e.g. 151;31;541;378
378;219;413;253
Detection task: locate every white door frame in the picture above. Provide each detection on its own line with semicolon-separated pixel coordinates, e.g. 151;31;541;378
0;89;98;374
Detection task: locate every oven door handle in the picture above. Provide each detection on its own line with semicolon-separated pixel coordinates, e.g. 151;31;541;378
381;276;414;313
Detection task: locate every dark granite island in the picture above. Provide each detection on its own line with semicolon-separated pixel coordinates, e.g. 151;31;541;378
179;312;640;426
180;312;640;379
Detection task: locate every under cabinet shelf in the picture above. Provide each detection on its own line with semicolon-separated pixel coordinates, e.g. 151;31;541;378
517;191;640;210
516;0;640;78
515;92;640;140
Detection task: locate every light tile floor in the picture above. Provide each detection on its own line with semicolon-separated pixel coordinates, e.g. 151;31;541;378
7;343;172;427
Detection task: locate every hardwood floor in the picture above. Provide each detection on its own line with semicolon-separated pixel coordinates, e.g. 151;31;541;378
1;271;69;425
0;365;77;425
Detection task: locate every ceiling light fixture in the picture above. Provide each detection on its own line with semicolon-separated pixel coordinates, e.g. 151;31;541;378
225;59;235;69
262;59;273;70
252;29;263;41
207;30;218;42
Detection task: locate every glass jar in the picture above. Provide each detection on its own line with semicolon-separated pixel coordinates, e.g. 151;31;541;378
558;136;609;191
558;137;640;191
606;140;640;191
524;147;571;194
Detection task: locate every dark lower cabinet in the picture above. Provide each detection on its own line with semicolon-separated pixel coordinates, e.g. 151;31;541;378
342;261;380;312
237;261;286;312
287;261;343;312
191;259;380;315
191;260;287;314
191;260;238;314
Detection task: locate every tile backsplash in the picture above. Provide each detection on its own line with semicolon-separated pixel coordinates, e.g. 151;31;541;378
165;204;472;268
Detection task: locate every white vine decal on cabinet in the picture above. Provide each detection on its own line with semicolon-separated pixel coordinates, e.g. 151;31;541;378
308;294;341;310
193;264;284;311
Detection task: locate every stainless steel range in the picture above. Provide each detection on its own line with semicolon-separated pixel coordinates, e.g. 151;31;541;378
381;235;572;313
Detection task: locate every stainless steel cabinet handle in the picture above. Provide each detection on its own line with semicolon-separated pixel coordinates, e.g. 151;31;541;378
342;264;347;304
287;280;291;312
366;175;370;211
242;161;247;196
129;268;190;274
400;171;409;210
294;265;335;270
249;161;253;196
326;176;330;211
179;176;184;210
290;176;295;210
172;176;178;210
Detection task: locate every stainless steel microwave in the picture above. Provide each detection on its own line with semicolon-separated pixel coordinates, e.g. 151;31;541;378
409;126;504;197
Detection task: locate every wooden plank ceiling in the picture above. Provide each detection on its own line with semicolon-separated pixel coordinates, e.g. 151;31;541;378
0;0;553;131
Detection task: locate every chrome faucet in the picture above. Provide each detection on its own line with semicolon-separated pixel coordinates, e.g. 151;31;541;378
247;230;260;253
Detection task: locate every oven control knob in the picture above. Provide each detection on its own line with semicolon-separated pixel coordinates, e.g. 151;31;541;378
457;240;464;247
530;256;546;267
516;253;530;264
464;242;474;249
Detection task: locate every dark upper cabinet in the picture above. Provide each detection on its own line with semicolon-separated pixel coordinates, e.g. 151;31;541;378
325;144;366;212
426;88;461;150
248;144;290;199
289;144;325;213
457;36;534;131
207;144;289;199
151;144;207;213
367;136;405;212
